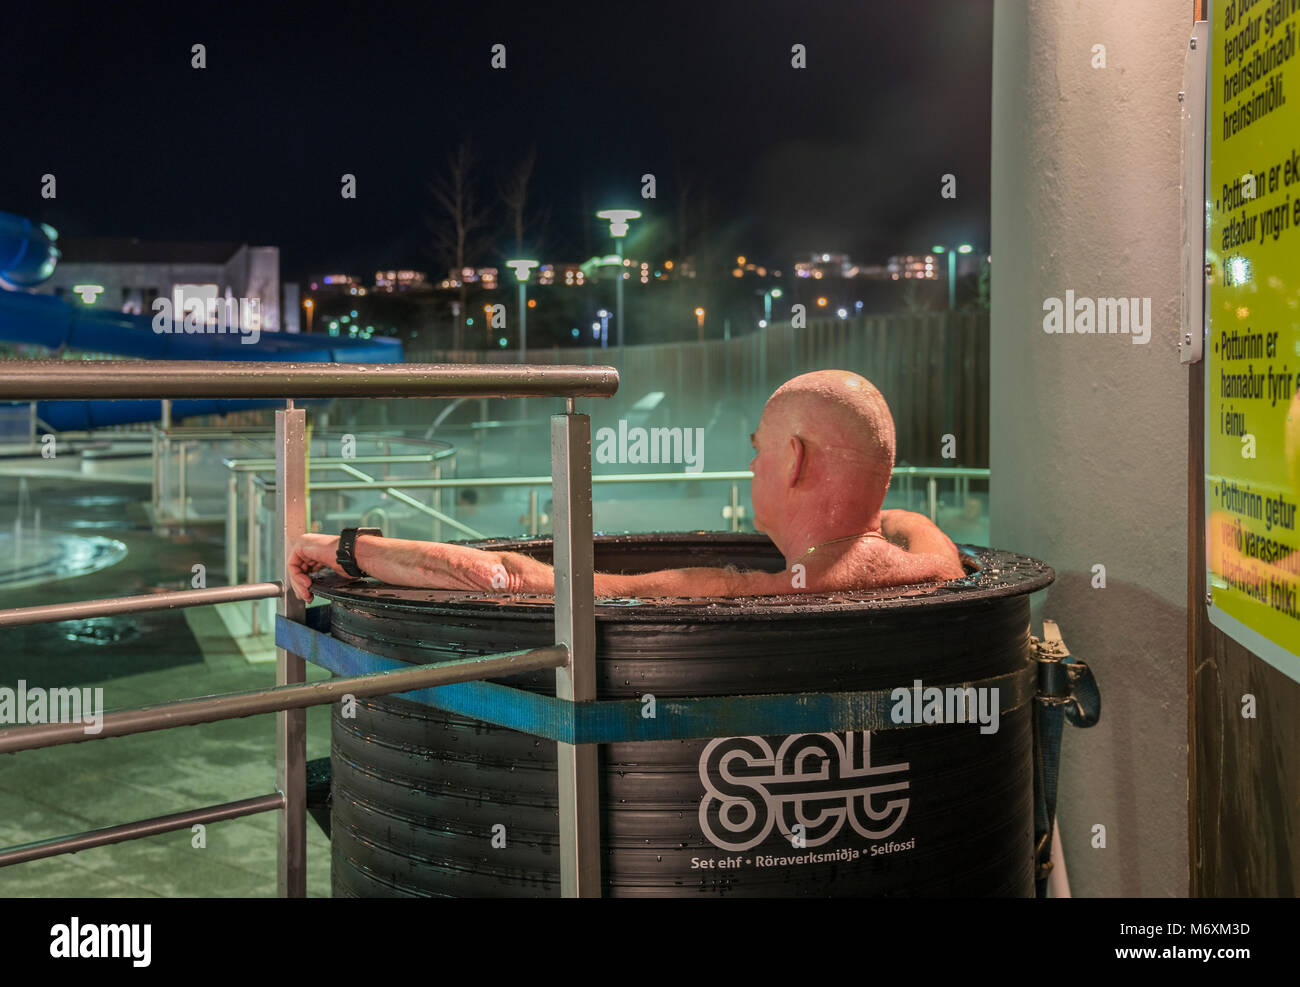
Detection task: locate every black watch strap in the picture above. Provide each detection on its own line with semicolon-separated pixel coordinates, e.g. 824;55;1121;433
336;527;382;578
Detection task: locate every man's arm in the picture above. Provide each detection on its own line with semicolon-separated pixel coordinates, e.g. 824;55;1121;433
287;532;791;602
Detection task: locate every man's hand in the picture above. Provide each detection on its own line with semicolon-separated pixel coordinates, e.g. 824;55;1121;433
288;532;340;603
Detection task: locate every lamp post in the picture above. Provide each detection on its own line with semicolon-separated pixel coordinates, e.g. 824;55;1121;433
303;297;314;334
596;209;641;368
759;286;783;325
505;258;538;421
930;243;973;310
505;259;539;359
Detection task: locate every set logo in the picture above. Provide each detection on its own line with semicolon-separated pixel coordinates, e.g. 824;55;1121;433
698;731;909;852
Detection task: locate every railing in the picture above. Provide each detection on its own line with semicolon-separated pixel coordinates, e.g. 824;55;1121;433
0;360;617;897
154;426;456;530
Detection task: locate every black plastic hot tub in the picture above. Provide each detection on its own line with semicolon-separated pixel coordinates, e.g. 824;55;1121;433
315;532;1054;897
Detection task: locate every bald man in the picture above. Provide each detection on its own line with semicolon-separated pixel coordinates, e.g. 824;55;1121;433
288;371;967;602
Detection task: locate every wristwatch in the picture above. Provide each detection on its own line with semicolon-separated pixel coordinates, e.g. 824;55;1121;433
336;527;382;578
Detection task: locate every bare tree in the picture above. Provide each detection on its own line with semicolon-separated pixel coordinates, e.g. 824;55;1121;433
429;139;491;350
500;145;550;255
675;173;694;261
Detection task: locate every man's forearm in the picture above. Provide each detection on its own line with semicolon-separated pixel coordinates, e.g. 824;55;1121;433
353;535;497;591
352;534;765;597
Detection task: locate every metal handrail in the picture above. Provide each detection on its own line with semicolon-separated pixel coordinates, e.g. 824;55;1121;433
0;582;282;628
0;361;614;898
0;361;618;398
0;644;568;754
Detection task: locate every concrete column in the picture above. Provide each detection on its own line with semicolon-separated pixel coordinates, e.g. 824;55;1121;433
991;0;1191;896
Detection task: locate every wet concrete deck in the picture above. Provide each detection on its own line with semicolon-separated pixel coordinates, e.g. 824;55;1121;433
0;476;332;897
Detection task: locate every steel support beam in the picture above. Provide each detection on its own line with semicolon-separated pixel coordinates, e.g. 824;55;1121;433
551;410;600;897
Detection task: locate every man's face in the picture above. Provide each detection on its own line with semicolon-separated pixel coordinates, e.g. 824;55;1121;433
749;420;781;534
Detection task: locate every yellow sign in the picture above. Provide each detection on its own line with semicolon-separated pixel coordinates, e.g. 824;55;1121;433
1206;0;1300;674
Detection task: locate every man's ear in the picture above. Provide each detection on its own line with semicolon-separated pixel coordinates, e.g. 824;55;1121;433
787;435;806;487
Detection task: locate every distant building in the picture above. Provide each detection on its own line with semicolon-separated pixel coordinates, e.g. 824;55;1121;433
309;274;363;294
795;252;854;279
440;267;499;290
374;270;427;292
41;238;283;330
885;255;939;280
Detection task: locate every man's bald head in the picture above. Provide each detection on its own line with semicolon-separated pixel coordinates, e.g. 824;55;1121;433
750;371;896;547
764;369;895;484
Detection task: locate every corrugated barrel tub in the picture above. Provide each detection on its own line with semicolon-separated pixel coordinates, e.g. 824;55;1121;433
315;532;1054;897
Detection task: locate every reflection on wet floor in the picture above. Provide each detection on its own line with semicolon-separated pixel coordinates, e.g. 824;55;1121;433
0;474;332;897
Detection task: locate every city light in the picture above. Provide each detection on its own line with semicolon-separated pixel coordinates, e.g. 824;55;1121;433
505;259;539;281
596;209;642;237
817;297;827;307
957;244;973;254
837;308;848;318
527;298;537;308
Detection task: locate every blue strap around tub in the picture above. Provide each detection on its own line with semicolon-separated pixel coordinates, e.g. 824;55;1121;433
1032;620;1101;898
276;615;1038;744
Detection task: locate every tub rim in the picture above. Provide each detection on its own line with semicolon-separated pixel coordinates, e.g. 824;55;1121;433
309;532;1053;622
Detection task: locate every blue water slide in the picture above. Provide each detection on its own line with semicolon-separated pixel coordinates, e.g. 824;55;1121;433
0;211;403;429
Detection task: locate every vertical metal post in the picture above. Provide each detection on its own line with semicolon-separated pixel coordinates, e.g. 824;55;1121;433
160;434;171;524
551;410;599;897
177;441;188;533
151;428;160;518
615;239;624;372
275;403;307;898
28;402;36;447
928;477;938;522
729;482;740;532
247;473;260;635
226;473;238;585
432;464;442;543
528;488;539;536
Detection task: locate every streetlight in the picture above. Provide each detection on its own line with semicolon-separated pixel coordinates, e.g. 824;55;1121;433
505;258;539;359
756;286;783;325
930;243;973;310
596;209;641;365
694;307;706;340
506;258;538;422
303;297;314;333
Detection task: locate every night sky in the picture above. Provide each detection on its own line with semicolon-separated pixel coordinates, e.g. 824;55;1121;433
0;0;993;281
